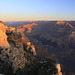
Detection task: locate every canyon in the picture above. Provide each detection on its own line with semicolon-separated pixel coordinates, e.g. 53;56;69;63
5;21;75;75
0;21;61;75
1;21;75;75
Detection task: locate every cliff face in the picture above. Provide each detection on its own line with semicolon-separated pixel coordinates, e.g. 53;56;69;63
0;21;10;48
0;29;10;48
0;21;16;48
0;21;36;73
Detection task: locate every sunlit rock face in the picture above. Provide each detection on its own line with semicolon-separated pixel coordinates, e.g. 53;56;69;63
0;21;16;48
0;21;10;48
26;42;36;55
6;27;16;33
0;21;7;28
0;21;16;33
0;29;10;48
30;45;36;55
66;23;74;28
56;21;65;25
17;23;38;33
56;21;74;28
55;64;62;75
0;21;7;33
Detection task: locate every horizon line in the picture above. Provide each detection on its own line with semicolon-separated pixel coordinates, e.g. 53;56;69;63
3;20;75;22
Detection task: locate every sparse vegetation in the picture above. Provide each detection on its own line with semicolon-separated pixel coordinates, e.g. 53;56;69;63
0;59;13;75
15;57;57;75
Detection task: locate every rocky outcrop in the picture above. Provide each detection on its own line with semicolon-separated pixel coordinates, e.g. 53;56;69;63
66;23;74;28
26;42;36;55
56;64;62;75
0;21;17;48
17;23;38;33
0;21;16;33
56;21;74;28
0;21;8;28
56;21;65;25
0;21;36;73
0;21;10;48
0;29;10;48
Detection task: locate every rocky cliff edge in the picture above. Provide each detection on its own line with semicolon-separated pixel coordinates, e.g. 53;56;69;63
0;21;36;73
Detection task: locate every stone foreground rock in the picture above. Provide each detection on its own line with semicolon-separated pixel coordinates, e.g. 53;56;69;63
0;21;36;73
55;64;62;75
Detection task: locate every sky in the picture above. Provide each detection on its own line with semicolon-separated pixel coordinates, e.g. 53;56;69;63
0;0;75;21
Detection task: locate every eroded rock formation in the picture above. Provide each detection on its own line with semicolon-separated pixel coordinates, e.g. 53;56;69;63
17;23;38;33
56;21;74;28
0;21;36;73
